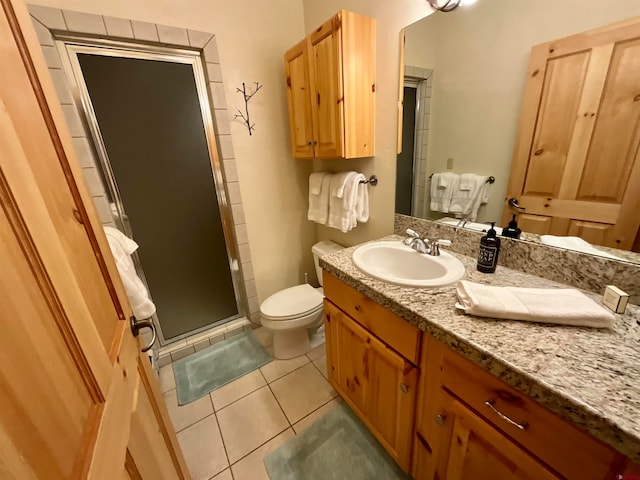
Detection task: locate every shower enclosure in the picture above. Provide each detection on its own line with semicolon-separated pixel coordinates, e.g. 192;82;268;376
59;38;244;344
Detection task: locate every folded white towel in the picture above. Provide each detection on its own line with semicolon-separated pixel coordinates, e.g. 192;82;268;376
355;174;369;223
430;172;459;212
456;280;615;328
328;171;359;232
104;226;156;319
308;172;330;224
540;235;623;261
449;175;490;221
459;173;475;191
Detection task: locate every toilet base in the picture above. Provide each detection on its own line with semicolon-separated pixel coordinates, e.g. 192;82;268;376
272;328;313;359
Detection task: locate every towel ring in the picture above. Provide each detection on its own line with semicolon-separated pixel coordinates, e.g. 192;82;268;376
359;175;378;186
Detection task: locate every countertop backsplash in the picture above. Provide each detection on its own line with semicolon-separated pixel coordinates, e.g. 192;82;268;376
395;214;640;305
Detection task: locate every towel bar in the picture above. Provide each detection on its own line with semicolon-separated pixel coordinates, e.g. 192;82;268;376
428;173;495;184
359;175;378;186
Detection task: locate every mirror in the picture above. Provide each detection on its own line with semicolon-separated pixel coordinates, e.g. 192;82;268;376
396;0;640;263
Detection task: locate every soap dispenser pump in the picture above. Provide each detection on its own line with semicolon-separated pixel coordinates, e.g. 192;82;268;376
477;222;500;273
502;214;522;239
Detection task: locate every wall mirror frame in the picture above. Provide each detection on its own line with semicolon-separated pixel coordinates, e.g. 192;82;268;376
396;0;640;264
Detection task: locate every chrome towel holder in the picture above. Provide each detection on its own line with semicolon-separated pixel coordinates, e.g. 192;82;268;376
359;175;378;186
428;173;495;184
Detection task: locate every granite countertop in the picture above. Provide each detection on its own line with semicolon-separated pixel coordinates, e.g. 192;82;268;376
320;235;640;463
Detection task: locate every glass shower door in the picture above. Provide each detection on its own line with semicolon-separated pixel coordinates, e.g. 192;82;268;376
73;50;240;341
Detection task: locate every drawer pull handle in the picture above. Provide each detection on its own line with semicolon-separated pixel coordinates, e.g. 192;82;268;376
485;399;529;431
399;383;409;393
434;413;446;425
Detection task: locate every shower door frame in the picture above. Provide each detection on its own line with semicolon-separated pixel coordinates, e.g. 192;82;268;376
57;35;246;346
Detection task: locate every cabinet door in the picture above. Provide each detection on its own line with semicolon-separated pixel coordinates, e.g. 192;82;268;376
284;38;315;158
435;395;559;480
324;300;417;471
308;15;344;158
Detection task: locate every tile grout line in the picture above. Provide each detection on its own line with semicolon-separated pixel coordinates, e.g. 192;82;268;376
211;412;232;475
290;395;340;434
174;410;216;435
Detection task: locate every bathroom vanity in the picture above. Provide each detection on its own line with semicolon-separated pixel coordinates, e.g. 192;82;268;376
321;237;640;479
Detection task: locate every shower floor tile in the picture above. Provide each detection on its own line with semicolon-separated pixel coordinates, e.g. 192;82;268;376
161;335;337;480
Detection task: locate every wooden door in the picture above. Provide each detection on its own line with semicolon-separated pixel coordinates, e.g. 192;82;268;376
0;0;189;478
505;17;640;250
324;301;417;472
284;38;315;158
308;14;344;159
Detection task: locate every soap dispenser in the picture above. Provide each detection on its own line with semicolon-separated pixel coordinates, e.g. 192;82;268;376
477;222;500;273
502;214;522;239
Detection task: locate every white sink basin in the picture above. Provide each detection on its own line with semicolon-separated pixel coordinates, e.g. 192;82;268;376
352;241;466;288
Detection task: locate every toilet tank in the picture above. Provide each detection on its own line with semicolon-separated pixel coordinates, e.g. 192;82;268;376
311;240;344;286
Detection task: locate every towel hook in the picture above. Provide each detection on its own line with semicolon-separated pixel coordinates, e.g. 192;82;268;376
359;175;378;186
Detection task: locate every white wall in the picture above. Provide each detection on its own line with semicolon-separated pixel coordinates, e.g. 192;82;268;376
405;0;640;224
303;0;434;247
31;0;316;304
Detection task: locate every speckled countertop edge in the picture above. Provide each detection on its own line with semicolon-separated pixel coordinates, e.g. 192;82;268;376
320;235;640;463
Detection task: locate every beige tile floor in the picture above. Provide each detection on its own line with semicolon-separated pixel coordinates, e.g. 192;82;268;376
160;331;341;480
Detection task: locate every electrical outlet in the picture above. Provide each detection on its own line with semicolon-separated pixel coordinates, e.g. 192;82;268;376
447;157;454;170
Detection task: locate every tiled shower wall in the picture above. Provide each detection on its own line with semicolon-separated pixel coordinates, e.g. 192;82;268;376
28;5;261;337
404;65;433;219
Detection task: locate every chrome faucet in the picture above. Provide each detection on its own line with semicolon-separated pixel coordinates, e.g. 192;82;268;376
403;229;452;256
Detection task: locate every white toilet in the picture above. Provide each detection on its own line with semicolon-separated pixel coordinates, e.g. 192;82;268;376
260;240;343;359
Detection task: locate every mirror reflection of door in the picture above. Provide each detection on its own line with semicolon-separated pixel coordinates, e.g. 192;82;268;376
505;17;640;251
396;84;417;215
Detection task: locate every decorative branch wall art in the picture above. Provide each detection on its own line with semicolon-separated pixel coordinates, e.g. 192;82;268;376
234;81;263;136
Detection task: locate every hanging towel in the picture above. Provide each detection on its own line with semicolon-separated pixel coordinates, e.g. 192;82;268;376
540;235;623;261
327;171;359;232
355;174;369;223
430;172;459;212
104;226;156;319
459;173;475;191
455;280;615;328
449;174;490;221
308;172;330;224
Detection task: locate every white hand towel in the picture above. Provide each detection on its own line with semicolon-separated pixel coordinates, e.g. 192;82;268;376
308;172;330;224
355;175;369;223
456;280;615;328
449;174;490;221
104;226;156;319
430;172;459;212
328;171;359;232
459;173;475;191
540;235;623;261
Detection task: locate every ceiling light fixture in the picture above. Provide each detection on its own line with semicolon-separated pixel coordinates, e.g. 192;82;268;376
427;0;461;12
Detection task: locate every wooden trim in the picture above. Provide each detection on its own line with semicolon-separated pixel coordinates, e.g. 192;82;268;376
518;195;620;223
397;29;405;155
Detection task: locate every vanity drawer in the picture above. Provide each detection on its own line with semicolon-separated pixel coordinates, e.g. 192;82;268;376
323;271;421;364
440;348;617;479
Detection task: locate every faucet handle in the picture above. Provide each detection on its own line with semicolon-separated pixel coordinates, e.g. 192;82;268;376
406;228;420;238
436;239;452;247
428;238;452;256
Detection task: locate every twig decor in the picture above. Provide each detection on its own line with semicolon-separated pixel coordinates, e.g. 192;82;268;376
234;81;263;135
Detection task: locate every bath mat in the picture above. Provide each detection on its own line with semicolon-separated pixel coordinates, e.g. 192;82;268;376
264;403;411;480
173;330;271;405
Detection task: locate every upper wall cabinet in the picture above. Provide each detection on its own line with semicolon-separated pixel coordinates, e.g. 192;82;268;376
284;10;376;159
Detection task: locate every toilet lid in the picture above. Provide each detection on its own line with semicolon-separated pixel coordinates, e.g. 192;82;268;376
261;284;323;319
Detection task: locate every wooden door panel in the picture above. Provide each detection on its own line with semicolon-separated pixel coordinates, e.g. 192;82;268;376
523;52;589;197
517;214;551;234
578;38;640;203
334;306;369;413
568;220;612;245
284;39;314;158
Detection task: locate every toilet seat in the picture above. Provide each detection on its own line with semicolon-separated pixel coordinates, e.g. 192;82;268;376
260;284;323;321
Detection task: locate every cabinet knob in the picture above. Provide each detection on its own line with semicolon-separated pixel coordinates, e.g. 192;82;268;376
399;383;409;393
434;413;446;425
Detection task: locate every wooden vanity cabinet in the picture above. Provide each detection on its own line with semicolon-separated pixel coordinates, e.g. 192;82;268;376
323;273;421;472
284;10;375;159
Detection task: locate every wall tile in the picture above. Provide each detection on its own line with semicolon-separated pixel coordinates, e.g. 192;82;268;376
247;295;259;315
104;16;134;38
71;137;95;168
61;105;85;137
187;30;213;49
132;20;159;42
82;167;105;196
49;69;73;105
28;5;66;30
235;223;248;244
170;345;195;362
208;82;227;109
41;45;62;69
241;261;254;281
231;203;245;225
214;109;231;136
93;196;113;224
245;279;257;298
32;20;54;47
238;242;251;264
62;11;106;35
222;159;237;182
226;181;242;205
203;36;220;63
206;63;223;83
217;134;234;159
157;25;189;46
193;339;211;352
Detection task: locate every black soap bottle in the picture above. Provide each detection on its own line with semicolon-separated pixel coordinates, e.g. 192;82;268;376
502;214;522;239
477;222;501;273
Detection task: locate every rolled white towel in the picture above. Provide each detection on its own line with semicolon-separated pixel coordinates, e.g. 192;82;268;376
540;235;622;261
355;175;369;223
328;172;359;232
430;172;458;212
455;280;615;329
309;172;325;195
